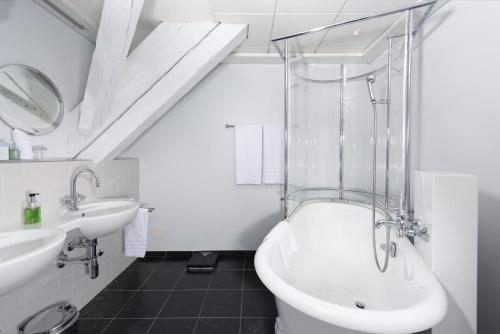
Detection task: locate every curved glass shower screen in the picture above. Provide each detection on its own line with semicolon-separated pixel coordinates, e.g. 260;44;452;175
275;2;437;216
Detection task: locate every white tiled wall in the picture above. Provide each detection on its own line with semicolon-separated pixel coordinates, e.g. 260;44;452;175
0;159;139;334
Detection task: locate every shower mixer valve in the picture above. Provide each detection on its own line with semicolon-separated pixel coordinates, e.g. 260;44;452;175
375;216;430;241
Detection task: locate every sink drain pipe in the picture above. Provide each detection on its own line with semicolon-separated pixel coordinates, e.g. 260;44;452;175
57;237;103;279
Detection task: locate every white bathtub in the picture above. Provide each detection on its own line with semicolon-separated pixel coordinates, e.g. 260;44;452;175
255;201;447;334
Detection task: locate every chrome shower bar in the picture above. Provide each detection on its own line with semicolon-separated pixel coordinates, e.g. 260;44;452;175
271;0;437;42
279;0;436;86
400;10;414;216
284;39;291;217
338;65;346;200
385;37;393;207
280;3;437;220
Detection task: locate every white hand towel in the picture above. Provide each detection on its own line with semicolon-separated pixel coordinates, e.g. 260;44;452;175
263;124;284;184
235;125;263;184
11;129;33;159
125;208;149;257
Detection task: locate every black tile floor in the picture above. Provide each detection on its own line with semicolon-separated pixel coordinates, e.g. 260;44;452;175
78;252;276;334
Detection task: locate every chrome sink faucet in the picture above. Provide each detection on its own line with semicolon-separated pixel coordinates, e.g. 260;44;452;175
61;166;101;212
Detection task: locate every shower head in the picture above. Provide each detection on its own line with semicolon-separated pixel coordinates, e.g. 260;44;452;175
366;75;377;104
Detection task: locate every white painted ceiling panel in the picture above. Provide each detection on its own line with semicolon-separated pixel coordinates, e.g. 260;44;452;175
275;0;346;13
342;0;422;13
41;0;436;60
320;13;403;51
139;0;213;23
209;0;276;14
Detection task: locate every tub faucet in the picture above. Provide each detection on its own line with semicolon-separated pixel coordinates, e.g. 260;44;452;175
61;166;100;212
375;215;430;241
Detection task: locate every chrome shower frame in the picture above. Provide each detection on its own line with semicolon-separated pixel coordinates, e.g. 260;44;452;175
276;1;437;221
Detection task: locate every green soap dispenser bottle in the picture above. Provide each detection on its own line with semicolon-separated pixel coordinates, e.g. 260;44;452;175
24;193;41;225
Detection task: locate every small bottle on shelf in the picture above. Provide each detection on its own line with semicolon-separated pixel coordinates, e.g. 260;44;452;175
9;145;20;160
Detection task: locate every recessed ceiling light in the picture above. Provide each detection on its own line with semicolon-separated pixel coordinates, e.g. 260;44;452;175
352;29;361;37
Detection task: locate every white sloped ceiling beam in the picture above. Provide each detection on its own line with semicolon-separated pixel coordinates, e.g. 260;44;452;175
69;21;218;157
77;0;144;134
74;23;248;163
110;21;218;122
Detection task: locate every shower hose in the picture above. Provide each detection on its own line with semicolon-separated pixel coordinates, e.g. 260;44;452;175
369;80;391;273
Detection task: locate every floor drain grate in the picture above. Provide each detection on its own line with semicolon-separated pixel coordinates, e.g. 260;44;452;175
355;301;365;309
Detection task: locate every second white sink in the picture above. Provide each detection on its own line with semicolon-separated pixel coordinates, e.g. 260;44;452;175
59;199;140;239
0;229;66;296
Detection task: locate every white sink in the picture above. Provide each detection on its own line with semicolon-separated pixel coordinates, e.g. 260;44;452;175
58;199;140;239
0;229;66;296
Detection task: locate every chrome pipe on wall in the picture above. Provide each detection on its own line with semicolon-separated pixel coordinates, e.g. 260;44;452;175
284;39;291;218
338;65;346;200
385;37;393;207
400;10;414;217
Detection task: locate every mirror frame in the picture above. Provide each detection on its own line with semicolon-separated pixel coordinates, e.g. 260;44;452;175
0;64;64;135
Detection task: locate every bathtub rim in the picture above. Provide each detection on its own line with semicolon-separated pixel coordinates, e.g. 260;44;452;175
285;198;393;221
255;200;448;334
286;191;398;219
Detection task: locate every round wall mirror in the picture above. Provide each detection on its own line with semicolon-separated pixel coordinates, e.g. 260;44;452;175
0;64;63;135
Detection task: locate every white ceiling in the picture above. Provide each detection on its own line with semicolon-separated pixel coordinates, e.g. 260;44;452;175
41;0;432;55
